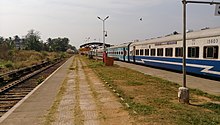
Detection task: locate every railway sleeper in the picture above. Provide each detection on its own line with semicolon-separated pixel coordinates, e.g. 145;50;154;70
9;89;34;93
0;104;14;109
1;93;29;97
0;109;10;113
0;98;23;101
6;90;32;92
0;95;26;98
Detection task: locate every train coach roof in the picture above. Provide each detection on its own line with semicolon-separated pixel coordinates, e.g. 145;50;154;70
131;27;220;46
108;42;132;48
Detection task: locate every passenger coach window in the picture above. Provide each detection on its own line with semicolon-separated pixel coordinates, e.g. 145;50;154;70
145;49;149;56
203;46;218;59
157;48;163;56
151;49;156;56
165;48;173;57
188;47;199;58
175;47;183;57
136;49;139;55
140;49;144;55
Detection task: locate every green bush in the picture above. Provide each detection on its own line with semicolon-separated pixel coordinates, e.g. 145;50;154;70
4;61;14;68
0;63;4;69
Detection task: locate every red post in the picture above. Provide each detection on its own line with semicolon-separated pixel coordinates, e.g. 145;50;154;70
103;51;107;63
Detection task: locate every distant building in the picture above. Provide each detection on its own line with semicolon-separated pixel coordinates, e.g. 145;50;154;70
14;35;21;50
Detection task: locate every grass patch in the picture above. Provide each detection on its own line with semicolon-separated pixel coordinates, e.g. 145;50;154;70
0;50;64;74
127;81;143;86
191;89;220;101
130;102;155;115
200;103;220;114
36;76;45;84
87;60;104;68
83;56;220;125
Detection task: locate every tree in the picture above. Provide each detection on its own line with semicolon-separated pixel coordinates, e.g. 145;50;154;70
23;29;43;51
0;36;4;44
3;37;15;50
45;37;70;52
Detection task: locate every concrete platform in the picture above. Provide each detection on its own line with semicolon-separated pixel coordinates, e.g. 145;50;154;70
0;57;73;125
115;61;220;96
0;56;133;125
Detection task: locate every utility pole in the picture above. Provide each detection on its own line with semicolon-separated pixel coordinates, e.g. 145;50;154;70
178;0;220;104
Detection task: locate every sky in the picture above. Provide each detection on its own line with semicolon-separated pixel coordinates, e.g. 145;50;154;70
0;0;220;48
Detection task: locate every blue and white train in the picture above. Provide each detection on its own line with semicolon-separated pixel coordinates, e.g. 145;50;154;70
106;27;220;79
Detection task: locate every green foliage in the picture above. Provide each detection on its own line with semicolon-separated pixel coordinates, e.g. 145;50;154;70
37;76;45;84
87;60;104;68
4;61;14;68
23;29;43;51
41;51;49;58
191;89;220;101
8;50;16;59
0;63;4;69
0;30;76;53
200;103;220;114
59;52;66;58
130;102;155;115
177;111;219;125
46;37;70;52
54;52;67;59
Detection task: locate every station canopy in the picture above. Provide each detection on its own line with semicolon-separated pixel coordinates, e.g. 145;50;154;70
80;42;111;49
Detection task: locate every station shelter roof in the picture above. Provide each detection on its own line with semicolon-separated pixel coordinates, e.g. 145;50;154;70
80;42;111;49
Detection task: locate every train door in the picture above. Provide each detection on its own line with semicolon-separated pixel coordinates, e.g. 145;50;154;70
127;43;131;62
123;47;126;61
133;46;136;63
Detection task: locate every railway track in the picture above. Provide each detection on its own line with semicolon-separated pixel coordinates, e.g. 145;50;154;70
0;58;67;117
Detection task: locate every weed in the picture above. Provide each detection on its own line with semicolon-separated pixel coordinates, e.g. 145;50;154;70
191;89;220;101
200;103;220;114
4;61;14;68
44;78;68;125
176;111;219;125
130;102;155;115
36;76;44;84
127;81;143;86
0;63;4;69
87;61;104;68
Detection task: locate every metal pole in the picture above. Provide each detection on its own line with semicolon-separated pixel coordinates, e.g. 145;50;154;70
103;20;105;52
181;0;220;87
179;0;220;104
183;0;187;87
178;0;189;104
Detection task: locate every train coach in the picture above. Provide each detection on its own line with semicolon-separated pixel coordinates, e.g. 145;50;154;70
107;27;220;78
107;42;132;61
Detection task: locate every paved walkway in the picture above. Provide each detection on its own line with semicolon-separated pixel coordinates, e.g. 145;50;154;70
0;56;133;125
115;61;220;96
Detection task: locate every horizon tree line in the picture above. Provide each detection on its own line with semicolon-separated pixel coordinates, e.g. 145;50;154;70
0;29;77;53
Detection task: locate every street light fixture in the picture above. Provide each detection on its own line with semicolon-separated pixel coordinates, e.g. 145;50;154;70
97;16;109;62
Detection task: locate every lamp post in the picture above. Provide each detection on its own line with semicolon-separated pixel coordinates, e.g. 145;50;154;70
97;16;109;62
